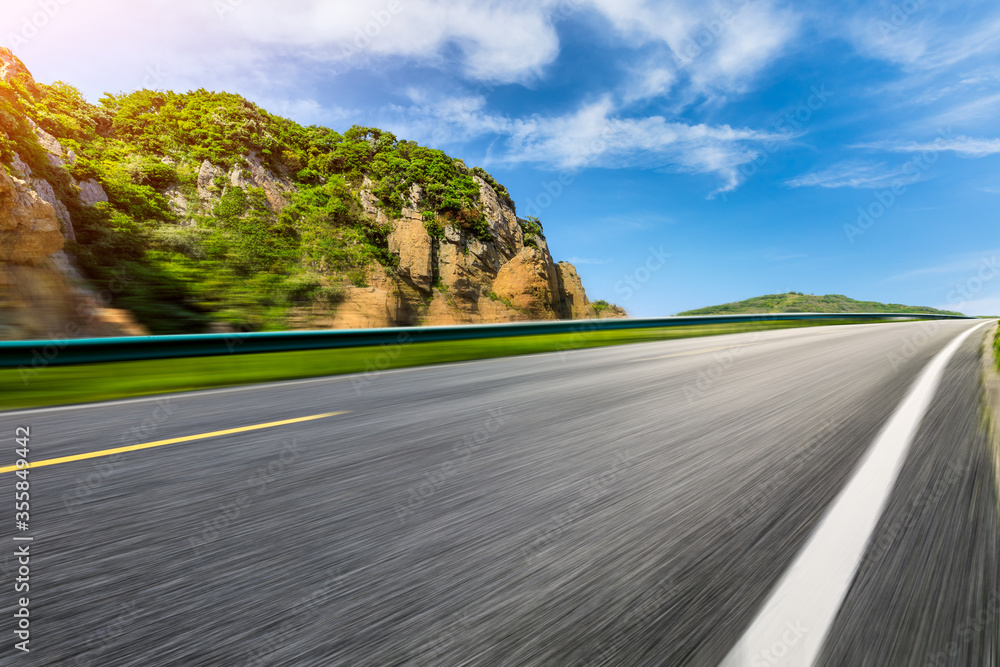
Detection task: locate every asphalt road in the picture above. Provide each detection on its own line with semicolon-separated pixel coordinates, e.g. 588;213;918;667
0;319;997;666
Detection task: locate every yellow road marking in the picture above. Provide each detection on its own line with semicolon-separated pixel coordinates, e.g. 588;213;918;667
0;412;348;474
630;344;756;362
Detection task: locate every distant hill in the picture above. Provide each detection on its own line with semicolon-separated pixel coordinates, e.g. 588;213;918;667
677;293;964;316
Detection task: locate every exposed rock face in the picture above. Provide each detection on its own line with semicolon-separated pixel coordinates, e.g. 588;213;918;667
0;264;81;339
10;153;31;179
474;175;522;257
0;264;146;340
0;47;33;86
163;185;189;218
329;286;399;329
197;159;223;207
0;168;147;339
88;307;147;335
556;261;593;320
596;303;628;319
4;133;620;335
0;168;64;264
8;106;106;244
493;246;560;319
26;173;73;240
0;49;20;80
329;178;624;328
387;209;433;292
243;152;293;211
183;154;294;220
0;51;146;339
32;123;66;168
77;179;109;207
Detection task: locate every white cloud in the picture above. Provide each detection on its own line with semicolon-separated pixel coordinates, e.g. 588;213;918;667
250;97;360;127
623;61;678;103
849;7;1000;71
506;97;782;180
383;93;786;195
690;2;799;94
588;0;800;98
0;0;803;114
854;135;1000;157
839;4;1000;150
842;18;1000;139
930;92;1000;127
384;93;512;145
785;160;919;189
224;0;565;83
256;0;802;100
0;0;568;87
0;0;800;196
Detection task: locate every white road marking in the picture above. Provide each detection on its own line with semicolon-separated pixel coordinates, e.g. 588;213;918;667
719;320;990;667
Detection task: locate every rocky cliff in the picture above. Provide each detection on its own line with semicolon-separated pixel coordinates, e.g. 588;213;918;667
0;48;145;340
166;163;605;329
316;175;603;328
0;47;623;338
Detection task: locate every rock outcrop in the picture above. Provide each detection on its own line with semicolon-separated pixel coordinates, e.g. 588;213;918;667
387;209;433;292
492;245;560;319
0;47;33;89
595;303;628;318
0;167;63;264
0;167;147;339
238;152;293;211
556;261;594;320
0;51;146;340
311;175;624;328
1;47;623;336
187;153;294;220
77;179;108;207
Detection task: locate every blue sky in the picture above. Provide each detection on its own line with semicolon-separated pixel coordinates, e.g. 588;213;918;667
4;0;1000;316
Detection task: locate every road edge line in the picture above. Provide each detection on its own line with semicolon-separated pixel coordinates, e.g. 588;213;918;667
719;320;990;667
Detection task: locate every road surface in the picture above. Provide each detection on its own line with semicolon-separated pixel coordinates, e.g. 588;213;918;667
0;319;997;666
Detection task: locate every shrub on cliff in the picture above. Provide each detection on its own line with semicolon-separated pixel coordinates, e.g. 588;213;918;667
1;77;527;333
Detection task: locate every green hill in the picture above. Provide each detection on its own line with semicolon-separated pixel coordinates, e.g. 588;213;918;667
677;293;963;316
1;47;616;336
0;76;505;332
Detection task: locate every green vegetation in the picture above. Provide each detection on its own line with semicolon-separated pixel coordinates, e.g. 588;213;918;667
592;299;613;314
0;319;877;409
487;291;516;309
519;216;543;249
678;292;964;316
995;326;999;371
472;166;514;211
0;70;521;334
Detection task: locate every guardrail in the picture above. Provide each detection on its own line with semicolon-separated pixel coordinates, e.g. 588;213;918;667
0;312;973;369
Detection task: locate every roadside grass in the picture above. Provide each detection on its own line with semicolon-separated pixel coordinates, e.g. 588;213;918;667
995;324;1000;369
984;322;1000;503
2;318;897;410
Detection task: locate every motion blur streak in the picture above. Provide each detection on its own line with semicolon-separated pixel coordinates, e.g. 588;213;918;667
0;411;348;474
0;320;996;665
721;321;989;667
